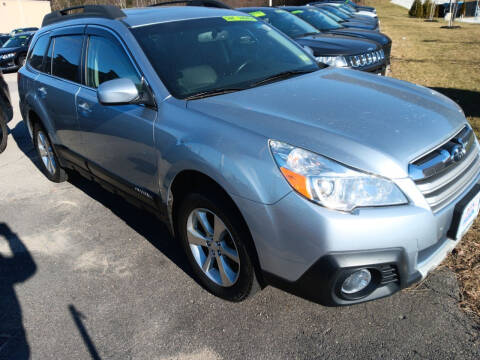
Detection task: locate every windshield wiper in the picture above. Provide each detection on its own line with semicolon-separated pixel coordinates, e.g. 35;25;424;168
249;69;316;88
296;32;321;38
184;87;245;100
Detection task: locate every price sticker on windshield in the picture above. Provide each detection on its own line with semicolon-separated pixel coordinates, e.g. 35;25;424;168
222;16;257;22
249;11;266;17
291;10;304;14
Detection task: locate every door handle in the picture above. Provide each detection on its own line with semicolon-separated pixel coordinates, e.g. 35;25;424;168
78;102;91;112
38;87;47;97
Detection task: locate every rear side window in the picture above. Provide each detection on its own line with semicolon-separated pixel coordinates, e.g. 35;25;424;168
28;35;49;71
86;36;141;89
51;35;83;83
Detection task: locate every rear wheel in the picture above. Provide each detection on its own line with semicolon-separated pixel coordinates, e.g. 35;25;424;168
33;122;67;182
176;191;259;301
0;111;7;153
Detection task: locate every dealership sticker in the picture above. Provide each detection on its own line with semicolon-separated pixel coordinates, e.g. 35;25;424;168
249;11;266;17
291;10;304;14
222;15;257;22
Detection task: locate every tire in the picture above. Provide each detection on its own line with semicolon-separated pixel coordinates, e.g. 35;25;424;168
33;122;67;182
176;190;260;302
17;54;26;68
0;111;7;153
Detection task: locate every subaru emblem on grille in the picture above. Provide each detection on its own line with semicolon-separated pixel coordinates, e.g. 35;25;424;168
451;144;467;162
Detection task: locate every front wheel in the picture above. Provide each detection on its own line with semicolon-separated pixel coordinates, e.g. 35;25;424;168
17;54;26;68
176;191;259;302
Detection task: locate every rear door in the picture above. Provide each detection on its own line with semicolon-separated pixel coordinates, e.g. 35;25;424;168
76;26;157;195
36;27;85;155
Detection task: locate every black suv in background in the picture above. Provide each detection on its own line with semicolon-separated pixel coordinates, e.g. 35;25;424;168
0;71;13;153
0;34;10;47
312;4;379;31
0;31;35;72
283;6;391;65
310;0;376;14
238;7;386;74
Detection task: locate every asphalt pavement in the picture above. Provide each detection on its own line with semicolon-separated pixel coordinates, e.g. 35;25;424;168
0;72;479;359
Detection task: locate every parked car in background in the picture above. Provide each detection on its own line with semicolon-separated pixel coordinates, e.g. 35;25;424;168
311;5;379;31
20;3;480;307
325;2;378;18
310;0;376;14
312;4;379;31
0;31;35;72
238;8;386;74
10;27;39;36
283;6;391;65
0;70;13;153
0;34;10;47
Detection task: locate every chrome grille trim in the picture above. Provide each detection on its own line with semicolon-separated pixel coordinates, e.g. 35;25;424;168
409;126;480;212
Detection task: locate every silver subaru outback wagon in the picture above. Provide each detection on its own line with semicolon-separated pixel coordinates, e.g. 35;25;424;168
18;3;480;306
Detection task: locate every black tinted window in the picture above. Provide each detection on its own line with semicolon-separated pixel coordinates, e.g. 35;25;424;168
86;36;141;89
51;35;83;83
28;35;49;71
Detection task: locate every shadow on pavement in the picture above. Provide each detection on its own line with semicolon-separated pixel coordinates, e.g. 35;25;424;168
69;305;102;360
10;119;195;284
430;87;480;119
0;223;36;360
67;172;196;283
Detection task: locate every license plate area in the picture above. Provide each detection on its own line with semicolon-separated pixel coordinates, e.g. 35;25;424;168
447;184;480;239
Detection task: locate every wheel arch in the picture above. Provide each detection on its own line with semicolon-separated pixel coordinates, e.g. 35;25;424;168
168;169;266;287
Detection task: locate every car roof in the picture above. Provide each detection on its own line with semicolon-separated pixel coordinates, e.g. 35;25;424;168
122;6;248;27
239;7;285;11
13;31;35;37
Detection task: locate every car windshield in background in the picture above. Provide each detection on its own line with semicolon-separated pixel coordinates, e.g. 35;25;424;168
246;9;320;38
288;8;343;30
132;16;319;99
322;6;350;20
316;8;345;22
2;35;30;48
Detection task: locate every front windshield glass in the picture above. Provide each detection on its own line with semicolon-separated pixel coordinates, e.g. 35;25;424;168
339;5;355;14
288;8;343;30
316;8;344;22
132;17;318;99
244;9;320;38
322;6;351;20
2;35;30;48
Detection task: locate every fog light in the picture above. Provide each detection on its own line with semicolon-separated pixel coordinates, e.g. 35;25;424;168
341;269;371;294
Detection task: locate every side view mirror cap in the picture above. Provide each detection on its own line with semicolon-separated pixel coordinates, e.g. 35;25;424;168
97;78;139;105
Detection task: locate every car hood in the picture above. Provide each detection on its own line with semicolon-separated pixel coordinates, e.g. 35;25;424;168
296;33;379;56
341;21;376;30
0;46;23;54
327;28;390;46
186;68;466;179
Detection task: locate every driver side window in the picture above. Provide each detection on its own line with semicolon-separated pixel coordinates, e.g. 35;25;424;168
86;35;141;89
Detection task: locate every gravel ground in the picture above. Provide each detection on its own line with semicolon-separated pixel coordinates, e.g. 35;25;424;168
0;72;479;359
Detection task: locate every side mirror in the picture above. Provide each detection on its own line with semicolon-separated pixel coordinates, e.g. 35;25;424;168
97;78;139;105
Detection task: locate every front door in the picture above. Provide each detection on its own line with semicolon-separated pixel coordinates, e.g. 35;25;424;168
76;27;157;195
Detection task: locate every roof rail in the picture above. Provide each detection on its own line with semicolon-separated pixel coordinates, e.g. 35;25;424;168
148;1;232;9
42;5;126;27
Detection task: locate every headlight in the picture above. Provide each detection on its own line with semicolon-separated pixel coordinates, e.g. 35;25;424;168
269;140;408;212
1;53;15;60
315;55;348;67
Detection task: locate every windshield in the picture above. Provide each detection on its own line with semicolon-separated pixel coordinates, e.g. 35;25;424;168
132;16;318;99
322;6;351;20
339;5;355;14
316;8;344;22
2;35;30;48
287;8;343;30
243;9;320;38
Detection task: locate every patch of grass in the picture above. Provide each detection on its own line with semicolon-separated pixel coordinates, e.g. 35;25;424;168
366;0;480;318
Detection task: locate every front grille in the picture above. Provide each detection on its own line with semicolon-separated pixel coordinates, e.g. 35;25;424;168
379;265;399;285
409;126;480;212
348;49;384;68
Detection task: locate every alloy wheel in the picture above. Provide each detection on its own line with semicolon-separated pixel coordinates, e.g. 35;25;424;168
37;131;56;175
186;208;240;287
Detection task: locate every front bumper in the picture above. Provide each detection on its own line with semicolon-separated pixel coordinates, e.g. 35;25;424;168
233;169;480;306
0;59;19;72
